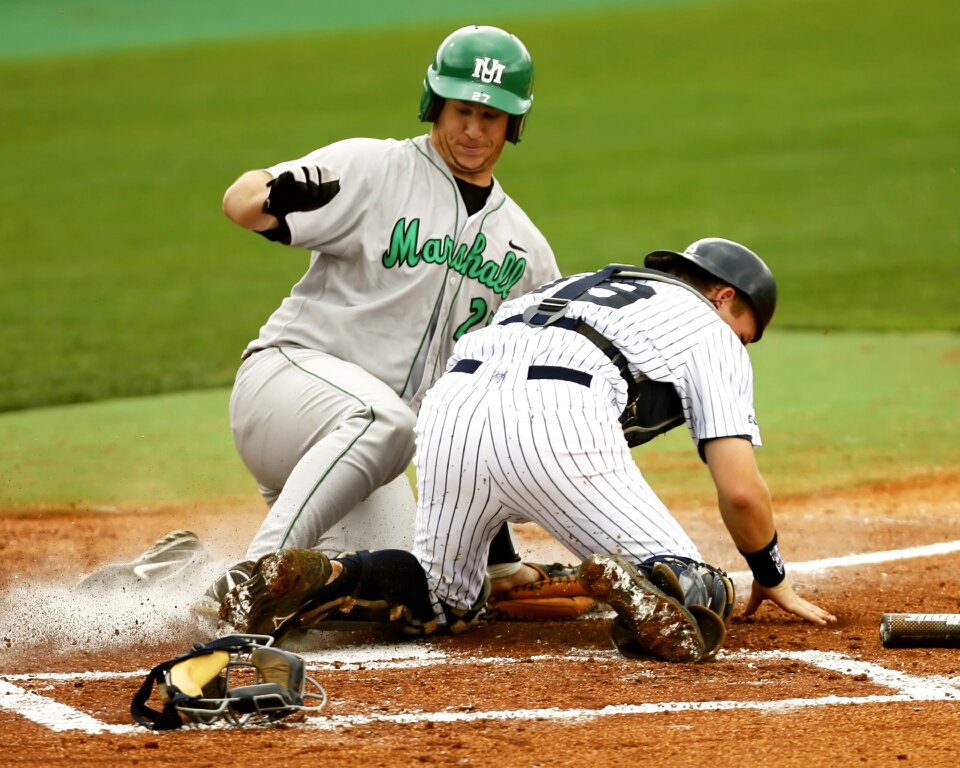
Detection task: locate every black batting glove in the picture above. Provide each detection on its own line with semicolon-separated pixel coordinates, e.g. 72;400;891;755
262;165;341;220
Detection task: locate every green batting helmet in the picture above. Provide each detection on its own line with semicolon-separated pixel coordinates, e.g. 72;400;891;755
644;238;778;342
419;25;534;144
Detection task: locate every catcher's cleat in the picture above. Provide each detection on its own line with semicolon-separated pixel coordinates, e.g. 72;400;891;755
578;554;707;663
75;529;210;592
219;549;333;637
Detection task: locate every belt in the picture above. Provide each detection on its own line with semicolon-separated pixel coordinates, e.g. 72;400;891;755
450;358;592;388
499;313;636;401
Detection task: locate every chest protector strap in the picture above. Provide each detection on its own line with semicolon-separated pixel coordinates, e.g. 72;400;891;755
500;265;716;446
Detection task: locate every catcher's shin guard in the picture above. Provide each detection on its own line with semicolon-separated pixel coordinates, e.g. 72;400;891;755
641;554;735;622
578;554;712;662
606;554;731;660
641;557;734;657
288;550;439;635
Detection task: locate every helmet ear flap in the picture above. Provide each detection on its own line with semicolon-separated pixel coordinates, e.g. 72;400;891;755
506;113;525;144
419;78;444;123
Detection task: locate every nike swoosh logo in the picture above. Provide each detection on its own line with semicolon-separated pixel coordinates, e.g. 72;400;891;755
508;240;527;253
133;562;177;579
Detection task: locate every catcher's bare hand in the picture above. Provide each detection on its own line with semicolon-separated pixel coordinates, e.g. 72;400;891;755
743;579;837;626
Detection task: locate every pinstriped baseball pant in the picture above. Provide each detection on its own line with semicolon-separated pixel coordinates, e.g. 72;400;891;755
412;360;701;614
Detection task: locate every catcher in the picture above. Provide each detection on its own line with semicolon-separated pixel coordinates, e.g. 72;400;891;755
219;238;837;661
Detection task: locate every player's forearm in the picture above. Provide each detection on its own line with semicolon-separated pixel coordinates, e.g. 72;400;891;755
706;439;790;589
716;488;776;554
222;170;279;232
704;437;776;552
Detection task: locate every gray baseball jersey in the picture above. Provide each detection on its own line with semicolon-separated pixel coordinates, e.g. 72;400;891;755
245;134;558;409
233;134;560;561
412;270;760;618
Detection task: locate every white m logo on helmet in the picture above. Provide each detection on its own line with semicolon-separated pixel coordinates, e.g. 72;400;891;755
472;56;505;84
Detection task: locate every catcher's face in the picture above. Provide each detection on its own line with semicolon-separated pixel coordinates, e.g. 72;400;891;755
431;100;509;186
709;286;758;345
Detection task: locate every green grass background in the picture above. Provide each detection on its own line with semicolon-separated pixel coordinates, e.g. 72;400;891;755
2;330;957;506
1;0;957;506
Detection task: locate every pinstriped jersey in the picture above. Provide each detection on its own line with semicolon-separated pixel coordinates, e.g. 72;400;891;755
449;272;762;448
242;134;560;411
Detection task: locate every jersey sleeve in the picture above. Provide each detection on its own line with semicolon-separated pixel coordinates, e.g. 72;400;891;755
681;323;762;449
264;138;389;252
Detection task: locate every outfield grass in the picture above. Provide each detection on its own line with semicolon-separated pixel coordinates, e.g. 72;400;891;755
644;330;960;503
0;0;691;60
2;331;957;506
1;0;957;413
1;0;957;507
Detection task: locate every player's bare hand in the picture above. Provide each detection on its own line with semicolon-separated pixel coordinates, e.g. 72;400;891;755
743;579;837;626
263;165;341;219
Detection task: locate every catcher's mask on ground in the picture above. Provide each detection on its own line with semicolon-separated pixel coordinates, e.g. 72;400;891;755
419;25;534;144
131;634;326;729
644;238;777;342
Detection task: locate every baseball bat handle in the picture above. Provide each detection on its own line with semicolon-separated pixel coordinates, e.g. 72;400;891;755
879;613;960;648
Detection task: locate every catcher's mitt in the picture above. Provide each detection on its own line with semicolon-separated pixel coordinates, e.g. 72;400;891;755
486;562;597;621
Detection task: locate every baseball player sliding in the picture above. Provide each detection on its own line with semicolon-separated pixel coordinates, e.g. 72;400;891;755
204;26;559;600
210;25;561;607
219;238;837;662
75;26;564;609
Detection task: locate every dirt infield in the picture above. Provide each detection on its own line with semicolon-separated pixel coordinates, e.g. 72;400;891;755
2;470;959;767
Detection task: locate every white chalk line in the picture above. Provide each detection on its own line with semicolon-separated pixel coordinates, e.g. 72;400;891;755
302;649;960;730
727;538;960;582
4;538;960;735
0;679;137;734
305;695;921;730
0;648;617;683
5;649;959;735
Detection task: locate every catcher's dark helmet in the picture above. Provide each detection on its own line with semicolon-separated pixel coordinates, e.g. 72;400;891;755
644;238;777;342
419;25;534;144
